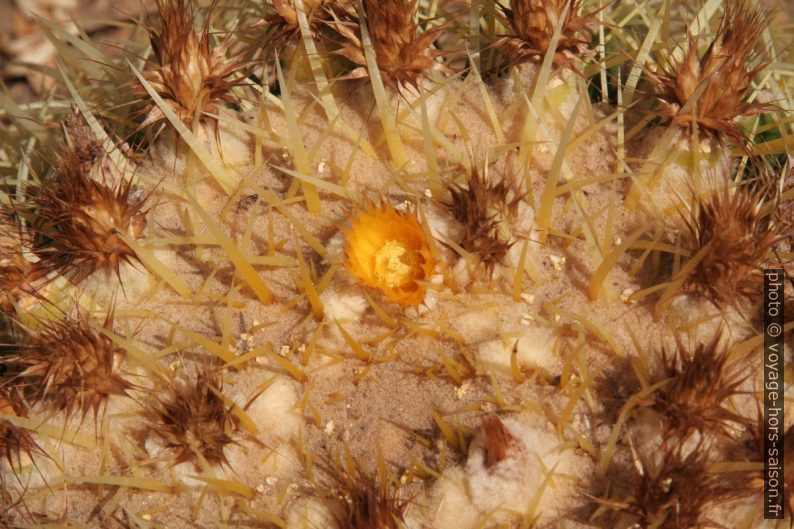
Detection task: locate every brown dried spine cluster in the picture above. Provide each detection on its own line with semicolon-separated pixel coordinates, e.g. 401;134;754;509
4;313;130;421
256;0;350;52
615;441;746;529
495;0;595;68
0;227;46;315
29;144;148;284
648;0;770;145
598;333;758;526
681;180;789;308
139;0;248;131
320;456;408;529
649;338;750;441
331;0;447;90
0;387;44;486
446;164;521;276
143;370;241;468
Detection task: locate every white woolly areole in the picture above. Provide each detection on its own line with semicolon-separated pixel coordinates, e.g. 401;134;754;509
450;257;472;287
153;108;252;176
326;231;347;264
636;128;730;215
500;236;542;284
427;466;482;529
515;327;560;373
423;201;459;244
140;435;217;487
247;442;301;483
450;310;500;344
477;326;558;375
669;294;753;344
320;287;368;324
247;376;301;441
79;258;152;308
286;497;336;529
399;78;447;126
513;201;535;237
464;415;582;521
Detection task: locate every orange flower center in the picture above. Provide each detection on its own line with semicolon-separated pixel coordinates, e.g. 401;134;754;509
374;240;414;289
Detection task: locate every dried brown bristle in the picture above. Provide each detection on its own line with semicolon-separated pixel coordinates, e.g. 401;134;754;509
0;252;47;316
614;441;746;529
331;0;448;91
63;106;103;167
0;221;47;315
445;163;521;276
318;452;408;529
139;0;248;131
144;370;240;468
494;0;595;68
650;336;750;441
482;415;518;469
648;0;770;146
6;313;130;421
0;387;44;487
681;181;789;308
31;143;148;284
256;0;350;52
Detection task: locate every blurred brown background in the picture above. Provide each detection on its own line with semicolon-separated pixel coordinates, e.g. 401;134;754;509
0;0;159;102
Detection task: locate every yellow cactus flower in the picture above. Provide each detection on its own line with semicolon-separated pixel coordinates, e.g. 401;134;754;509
344;203;435;306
